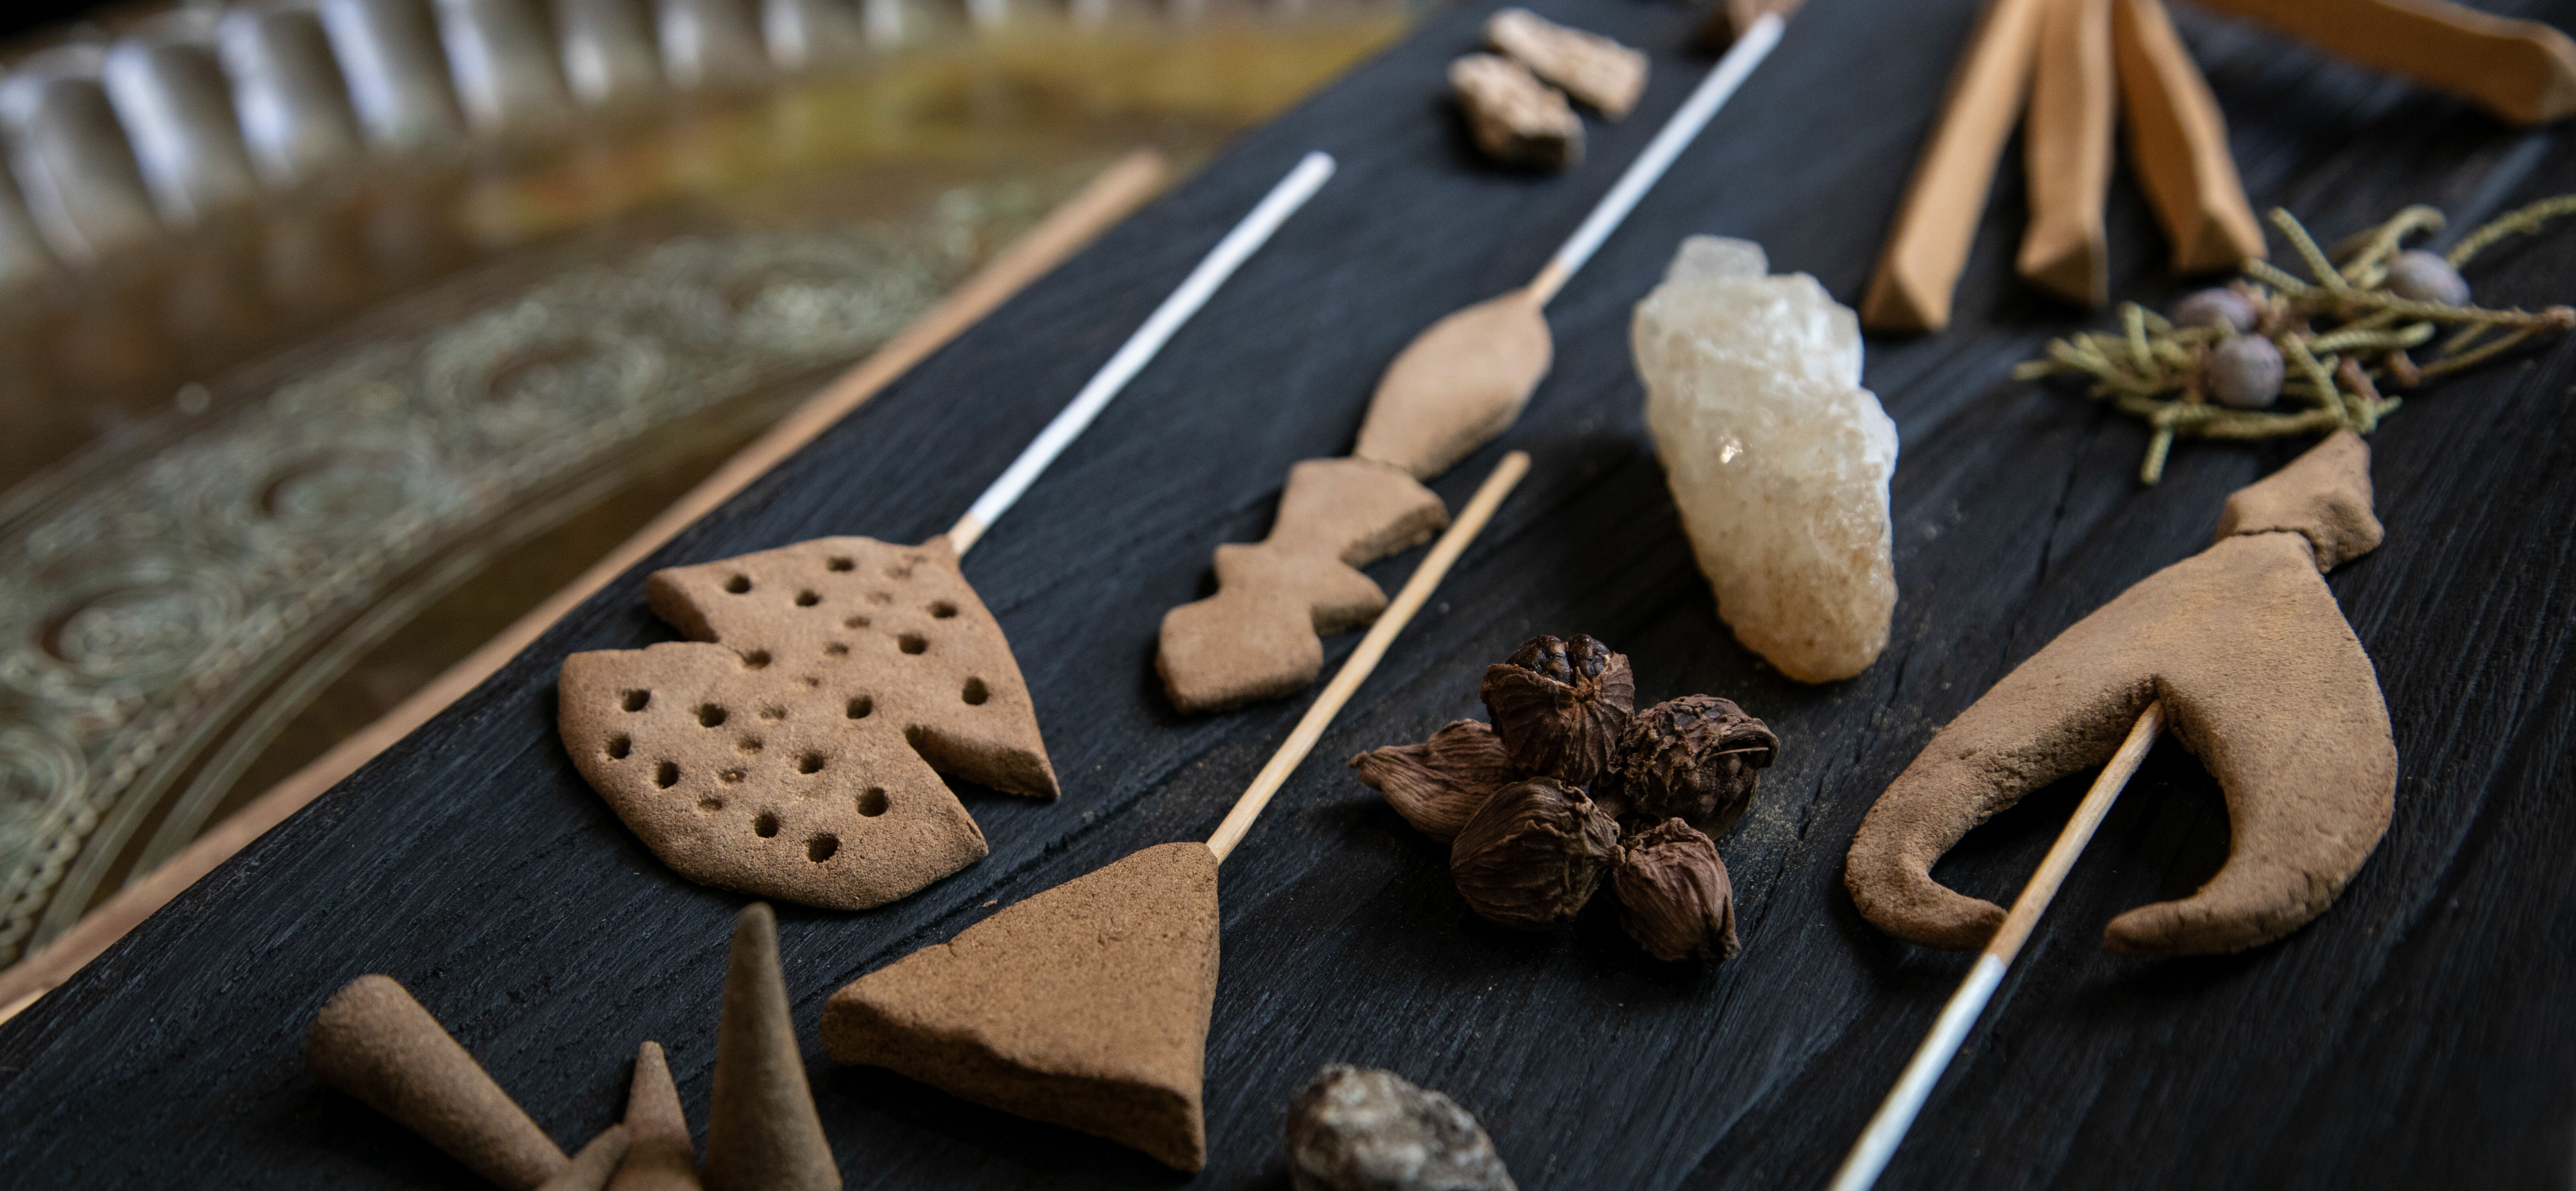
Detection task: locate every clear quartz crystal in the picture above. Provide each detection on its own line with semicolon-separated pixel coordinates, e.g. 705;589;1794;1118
1633;235;1897;683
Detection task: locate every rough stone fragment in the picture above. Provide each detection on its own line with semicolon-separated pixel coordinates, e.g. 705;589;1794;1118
1449;53;1582;171
1160;458;1448;713
1633;236;1899;683
1284;1065;1516;1191
1486;8;1647;118
821;843;1221;1172
560;535;1058;911
303;974;569;1191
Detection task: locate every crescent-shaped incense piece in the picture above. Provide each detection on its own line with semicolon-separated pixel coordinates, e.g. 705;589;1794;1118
1846;430;2395;956
557;153;1335;910
1156;19;1789;714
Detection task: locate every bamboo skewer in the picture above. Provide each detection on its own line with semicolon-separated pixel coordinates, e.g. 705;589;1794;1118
1829;700;2167;1191
949;150;1337;553
1205;450;1530;862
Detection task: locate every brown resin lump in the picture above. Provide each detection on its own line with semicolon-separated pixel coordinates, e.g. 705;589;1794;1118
1285;1065;1517;1191
1845;432;2397;956
560;535;1058;910
1160;458;1449;713
1449;54;1583;171
1486;8;1648;118
303;974;569;1191
822;842;1221;1172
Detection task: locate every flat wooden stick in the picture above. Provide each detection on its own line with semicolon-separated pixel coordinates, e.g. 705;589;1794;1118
2018;0;2115;307
1524;13;1785;307
1861;0;2049;333
949;150;1337;552
2193;0;2576;126
1205;450;1530;863
2112;0;2265;273
1829;700;2166;1191
0;149;1175;1027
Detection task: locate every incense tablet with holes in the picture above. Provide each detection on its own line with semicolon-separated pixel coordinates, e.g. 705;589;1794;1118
559;536;1058;910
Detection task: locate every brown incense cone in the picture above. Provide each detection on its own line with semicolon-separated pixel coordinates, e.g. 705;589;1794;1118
608;1042;700;1191
540;1125;632;1191
821;842;1222;1172
303;974;569;1190
1846;432;2396;955
701;904;840;1191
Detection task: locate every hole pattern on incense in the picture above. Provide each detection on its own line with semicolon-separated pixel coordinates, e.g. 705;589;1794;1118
560;535;1052;909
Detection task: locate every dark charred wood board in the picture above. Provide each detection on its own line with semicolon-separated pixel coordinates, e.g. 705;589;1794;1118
8;0;2576;1186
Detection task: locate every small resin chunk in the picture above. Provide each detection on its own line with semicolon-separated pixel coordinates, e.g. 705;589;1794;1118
1286;1065;1517;1191
1633;236;1899;682
1449;54;1582;171
1485;8;1647;118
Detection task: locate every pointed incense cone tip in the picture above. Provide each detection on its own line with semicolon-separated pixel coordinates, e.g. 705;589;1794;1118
611;1040;700;1191
705;902;839;1191
305;974;571;1191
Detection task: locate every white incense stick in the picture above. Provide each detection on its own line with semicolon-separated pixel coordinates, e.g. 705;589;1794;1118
1829;701;2166;1191
948;150;1337;554
1526;13;1787;305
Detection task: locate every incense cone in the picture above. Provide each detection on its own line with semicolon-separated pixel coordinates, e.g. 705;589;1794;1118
540;1125;632;1191
303;974;569;1190
1847;432;2396;955
608;1042;699;1191
702;905;839;1191
821;842;1221;1172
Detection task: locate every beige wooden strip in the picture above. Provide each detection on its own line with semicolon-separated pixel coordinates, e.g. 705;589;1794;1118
2018;0;2115;307
1861;0;2050;333
2195;0;2576;126
2113;0;2264;273
0;148;1169;1025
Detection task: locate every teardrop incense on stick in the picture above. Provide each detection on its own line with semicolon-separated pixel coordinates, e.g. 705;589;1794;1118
303;974;569;1191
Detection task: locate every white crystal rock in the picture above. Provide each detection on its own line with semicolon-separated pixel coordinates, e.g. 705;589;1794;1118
1633;235;1897;683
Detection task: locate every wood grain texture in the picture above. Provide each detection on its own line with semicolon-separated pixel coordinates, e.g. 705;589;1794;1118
6;0;2576;1187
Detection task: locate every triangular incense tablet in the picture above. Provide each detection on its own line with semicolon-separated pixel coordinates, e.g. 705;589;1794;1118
540;1125;632;1191
822;842;1222;1172
303;974;569;1190
609;1041;700;1191
702;904;840;1191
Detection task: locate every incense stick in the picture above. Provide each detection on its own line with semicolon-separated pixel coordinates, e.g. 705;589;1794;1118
1525;13;1785;306
1829;700;2165;1191
949;151;1338;553
1205;450;1531;863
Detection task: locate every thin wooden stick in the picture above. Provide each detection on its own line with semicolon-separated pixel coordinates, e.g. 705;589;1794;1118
949;150;1337;552
1205;450;1530;863
1524;13;1784;307
1829;700;2166;1191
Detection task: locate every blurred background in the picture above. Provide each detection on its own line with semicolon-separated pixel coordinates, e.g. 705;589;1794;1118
0;0;1416;972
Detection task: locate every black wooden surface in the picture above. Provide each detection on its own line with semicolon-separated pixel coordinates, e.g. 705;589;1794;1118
8;0;2576;1186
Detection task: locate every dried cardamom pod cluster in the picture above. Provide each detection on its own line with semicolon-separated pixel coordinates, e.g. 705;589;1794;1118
1347;632;1777;960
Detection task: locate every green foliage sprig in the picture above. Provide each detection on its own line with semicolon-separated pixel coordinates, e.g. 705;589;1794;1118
2015;197;2576;483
